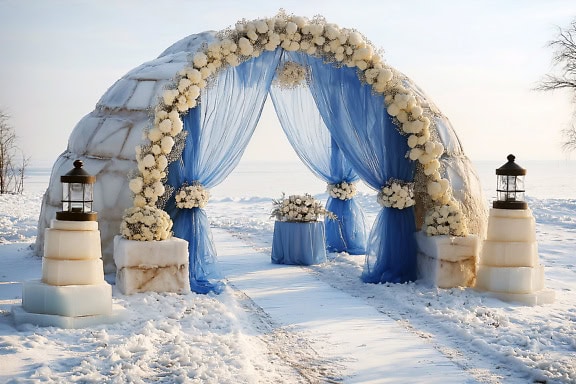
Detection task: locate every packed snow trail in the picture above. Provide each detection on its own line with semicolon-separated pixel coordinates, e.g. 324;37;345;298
216;228;481;383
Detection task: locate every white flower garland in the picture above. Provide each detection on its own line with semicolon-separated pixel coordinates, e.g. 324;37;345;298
275;61;308;88
175;183;210;209
327;181;357;200
271;193;334;222
121;11;468;240
377;180;415;209
423;200;467;236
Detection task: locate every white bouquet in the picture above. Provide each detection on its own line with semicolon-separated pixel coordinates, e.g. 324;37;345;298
175;183;210;209
377;180;415;209
327;181;357;200
274;61;308;89
120;206;173;241
423;201;468;237
271;193;335;222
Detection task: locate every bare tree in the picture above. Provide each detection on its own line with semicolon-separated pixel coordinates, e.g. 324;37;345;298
0;110;30;194
537;18;576;152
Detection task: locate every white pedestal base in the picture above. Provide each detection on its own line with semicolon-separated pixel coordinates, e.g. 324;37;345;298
479;289;556;306
12;304;129;329
113;236;191;295
22;280;113;317
415;232;479;288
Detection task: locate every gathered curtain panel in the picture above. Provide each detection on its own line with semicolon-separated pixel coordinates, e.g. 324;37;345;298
269;50;367;254
165;49;282;293
167;46;417;292
305;55;417;283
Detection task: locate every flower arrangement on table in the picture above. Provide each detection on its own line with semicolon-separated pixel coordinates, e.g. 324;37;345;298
327;181;357;201
271;193;335;222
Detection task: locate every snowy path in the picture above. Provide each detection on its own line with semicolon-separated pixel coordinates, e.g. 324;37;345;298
215;229;478;383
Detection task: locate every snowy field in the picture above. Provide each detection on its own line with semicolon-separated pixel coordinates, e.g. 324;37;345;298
1;160;575;383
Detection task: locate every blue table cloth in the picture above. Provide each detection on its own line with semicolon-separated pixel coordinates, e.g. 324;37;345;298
271;221;327;265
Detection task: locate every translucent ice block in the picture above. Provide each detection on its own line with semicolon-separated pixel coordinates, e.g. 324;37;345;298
12;304;129;329
113;235;188;268
486;216;535;242
42;258;104;286
476;265;544;294
22;280;112;317
44;228;102;260
415;232;478;262
480;241;539;267
50;219;98;231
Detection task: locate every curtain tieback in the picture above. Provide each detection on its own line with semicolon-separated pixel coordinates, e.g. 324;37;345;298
175;181;210;209
326;181;358;201
377;179;415;209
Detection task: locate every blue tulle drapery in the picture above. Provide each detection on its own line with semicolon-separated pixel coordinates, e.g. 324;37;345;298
269;51;367;254
306;56;417;283
165;49;282;293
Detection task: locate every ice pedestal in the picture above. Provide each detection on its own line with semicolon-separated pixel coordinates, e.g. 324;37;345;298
415;232;479;288
476;208;555;305
13;220;126;328
22;280;112;317
113;236;190;295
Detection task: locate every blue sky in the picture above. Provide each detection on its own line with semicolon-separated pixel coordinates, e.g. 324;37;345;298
0;0;574;165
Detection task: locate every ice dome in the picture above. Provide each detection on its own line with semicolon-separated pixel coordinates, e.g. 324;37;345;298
35;30;486;273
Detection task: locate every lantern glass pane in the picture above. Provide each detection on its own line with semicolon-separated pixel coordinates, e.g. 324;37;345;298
70;183;85;212
84;184;93;212
62;182;70;211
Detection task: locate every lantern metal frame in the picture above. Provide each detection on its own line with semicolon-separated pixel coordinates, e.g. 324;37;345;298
493;154;527;210
56;159;97;221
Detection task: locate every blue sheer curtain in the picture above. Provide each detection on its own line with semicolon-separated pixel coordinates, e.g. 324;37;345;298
165;49;282;293
269;51;366;254
305;56;417;283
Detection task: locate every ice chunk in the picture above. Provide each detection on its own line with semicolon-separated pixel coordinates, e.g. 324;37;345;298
415;232;478;288
486;215;536;242
42;258;104;286
114;236;190;295
44;228;102;260
476;265;545;294
22;280;112;317
12;304;128;329
51;219;98;231
480;241;539;267
113;236;189;268
415;232;478;262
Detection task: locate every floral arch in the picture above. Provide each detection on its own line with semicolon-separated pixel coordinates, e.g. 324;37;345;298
117;12;483;293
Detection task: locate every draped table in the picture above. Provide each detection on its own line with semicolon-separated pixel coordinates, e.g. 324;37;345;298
271;221;327;265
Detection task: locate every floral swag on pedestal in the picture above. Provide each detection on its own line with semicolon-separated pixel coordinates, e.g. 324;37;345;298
271;193;335;222
120;10;469;241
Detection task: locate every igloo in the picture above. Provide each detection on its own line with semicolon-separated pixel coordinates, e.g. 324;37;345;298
35;16;487;280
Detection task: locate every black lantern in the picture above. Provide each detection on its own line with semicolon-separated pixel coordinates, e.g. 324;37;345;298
56;160;97;221
493;154;527;210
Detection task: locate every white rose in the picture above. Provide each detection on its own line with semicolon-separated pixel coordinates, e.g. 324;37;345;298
156;155;168;171
142;154;155;168
129;177;144;194
162;89;179;106
193;52;208;68
147;128;162;142
161;136;175;154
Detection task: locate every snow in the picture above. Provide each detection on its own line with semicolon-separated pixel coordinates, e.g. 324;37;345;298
1;161;576;383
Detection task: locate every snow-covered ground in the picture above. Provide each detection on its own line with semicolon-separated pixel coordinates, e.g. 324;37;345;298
1;161;575;383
